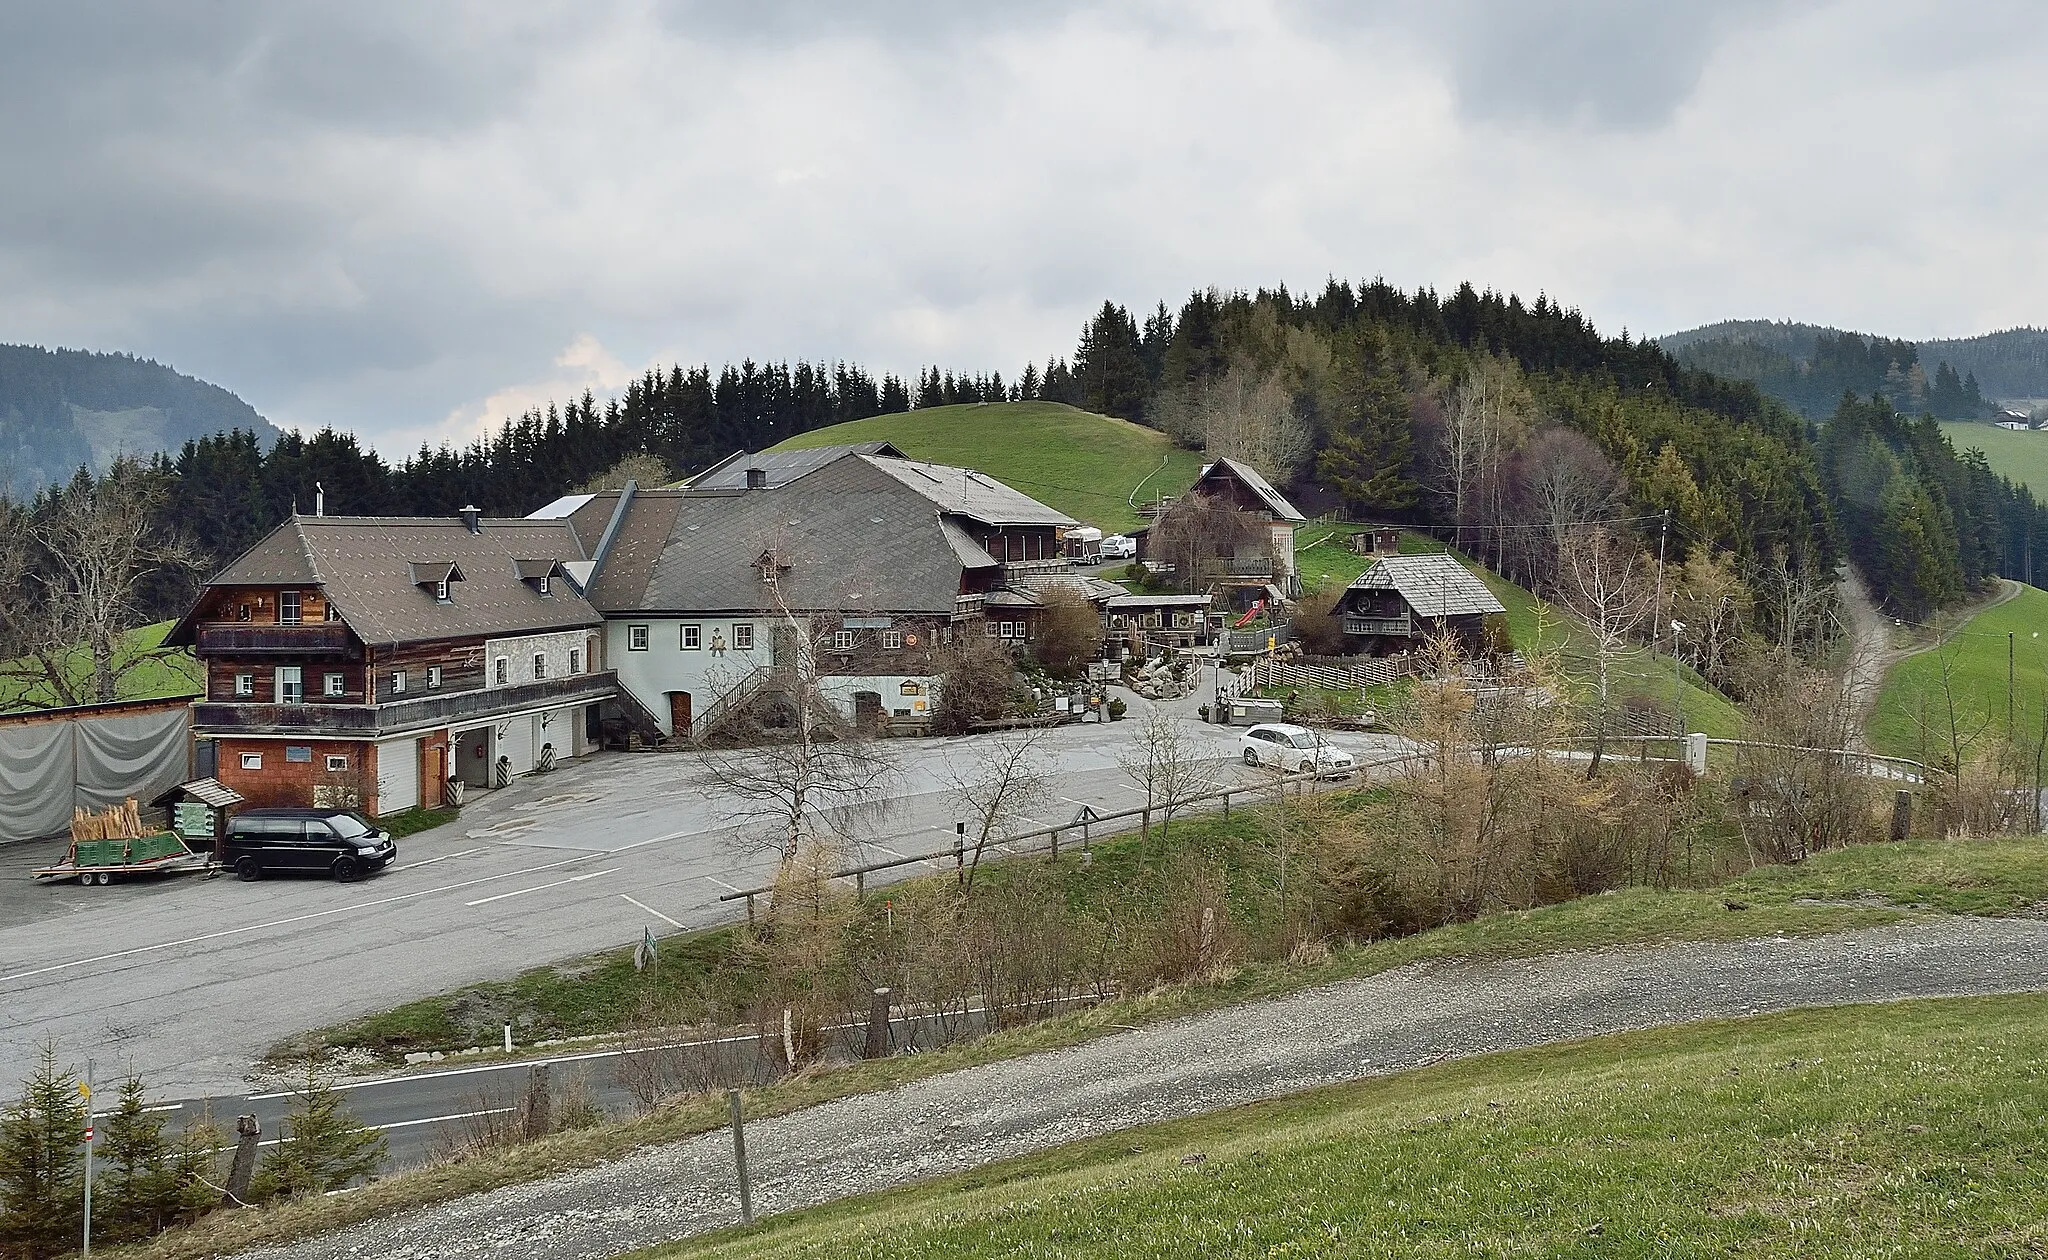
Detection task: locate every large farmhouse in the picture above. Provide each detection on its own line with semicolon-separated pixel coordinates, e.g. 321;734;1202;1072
544;443;1119;740
175;444;1123;811
1332;553;1507;658
165;509;616;815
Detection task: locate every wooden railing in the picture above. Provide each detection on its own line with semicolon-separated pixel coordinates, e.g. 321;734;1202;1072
192;672;618;737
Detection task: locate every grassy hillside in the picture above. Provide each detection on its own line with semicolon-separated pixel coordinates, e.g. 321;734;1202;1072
1868;582;2048;762
1295;526;1742;737
1939;420;2048;495
653;992;2048;1260
769;402;1206;533
0;620;201;712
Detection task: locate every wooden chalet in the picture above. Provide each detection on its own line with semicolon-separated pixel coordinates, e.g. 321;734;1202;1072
1334;554;1507;658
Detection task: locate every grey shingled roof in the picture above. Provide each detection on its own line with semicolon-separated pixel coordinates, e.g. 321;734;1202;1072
600;456;971;616
864;456;1078;528
173;515;600;647
1199;457;1307;523
1346;554;1505;619
689;442;905;492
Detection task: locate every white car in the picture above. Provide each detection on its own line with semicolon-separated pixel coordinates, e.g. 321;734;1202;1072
1239;723;1356;777
1099;534;1137;560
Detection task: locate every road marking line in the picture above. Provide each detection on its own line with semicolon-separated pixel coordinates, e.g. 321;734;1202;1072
619;894;686;929
402;847;484;870
465;868;616;908
870;843;907;859
702;875;744;894
0;853;609;986
379;1106;516;1132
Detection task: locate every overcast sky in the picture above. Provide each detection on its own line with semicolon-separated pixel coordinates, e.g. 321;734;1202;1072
2;1;2041;454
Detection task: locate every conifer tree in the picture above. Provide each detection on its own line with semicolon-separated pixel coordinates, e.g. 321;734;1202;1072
252;1062;385;1200
0;1044;86;1259
1315;335;1416;514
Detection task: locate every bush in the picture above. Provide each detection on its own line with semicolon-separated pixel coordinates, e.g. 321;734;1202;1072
1107;698;1128;721
935;638;1016;734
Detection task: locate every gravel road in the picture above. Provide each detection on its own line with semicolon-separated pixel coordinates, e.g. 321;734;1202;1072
231;916;2048;1260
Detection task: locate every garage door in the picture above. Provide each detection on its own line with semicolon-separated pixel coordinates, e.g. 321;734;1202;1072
376;737;420;815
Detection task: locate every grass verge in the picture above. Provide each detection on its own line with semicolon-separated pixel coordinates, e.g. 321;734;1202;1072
643;991;2048;1259
157;832;2048;1258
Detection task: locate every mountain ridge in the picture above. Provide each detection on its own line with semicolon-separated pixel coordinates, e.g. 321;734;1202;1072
0;343;279;498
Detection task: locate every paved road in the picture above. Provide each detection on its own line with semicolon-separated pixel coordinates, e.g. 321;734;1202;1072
229;915;2048;1260
1;690;1369;1101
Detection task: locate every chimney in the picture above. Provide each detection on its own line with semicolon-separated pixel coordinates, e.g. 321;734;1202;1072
315;482;325;517
745;467;767;491
459;505;482;534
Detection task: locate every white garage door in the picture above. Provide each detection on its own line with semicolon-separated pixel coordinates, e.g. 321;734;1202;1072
376;737;420;815
500;717;535;776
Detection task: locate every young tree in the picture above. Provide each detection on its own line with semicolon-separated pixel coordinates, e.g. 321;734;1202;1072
944;729;1054;895
1032;588;1105;678
98;1076;177;1244
934;635;1017;734
0;1044;86;1260
1557;527;1657;771
1116;709;1208;843
252;1062;385;1200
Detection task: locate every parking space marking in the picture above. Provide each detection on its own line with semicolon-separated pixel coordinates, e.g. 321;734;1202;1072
702;875;744;894
619;894;686;930
402;848;483;870
0;853;608;986
464;868;617;908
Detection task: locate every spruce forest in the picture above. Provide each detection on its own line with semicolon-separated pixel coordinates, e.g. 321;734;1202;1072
15;280;2047;641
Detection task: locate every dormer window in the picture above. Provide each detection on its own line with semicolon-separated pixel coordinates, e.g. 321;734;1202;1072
410;561;464;602
435;578;450;602
515;559;560;596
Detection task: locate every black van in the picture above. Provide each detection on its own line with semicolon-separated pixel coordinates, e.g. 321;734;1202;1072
224;809;398;882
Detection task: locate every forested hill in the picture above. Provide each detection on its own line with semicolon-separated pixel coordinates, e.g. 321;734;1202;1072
1659;320;2048;416
0;344;278;497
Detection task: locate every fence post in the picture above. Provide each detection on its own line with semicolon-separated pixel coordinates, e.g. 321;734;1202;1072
1049;828;1059;859
1891;790;1913;842
727;1089;754;1226
954;821;965;884
863;987;892;1058
223;1116;260;1207
1222;790;1230;818
522;1063;552;1140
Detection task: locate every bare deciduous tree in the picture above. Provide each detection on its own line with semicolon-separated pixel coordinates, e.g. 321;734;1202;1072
1557;527;1657;772
1514;426;1624;589
1032;588;1105;678
0;462;202;708
1116;708;1208;843
944;729;1053;895
1150;492;1267;595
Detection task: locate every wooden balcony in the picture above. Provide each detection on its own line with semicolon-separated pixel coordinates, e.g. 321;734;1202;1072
193;672;618;737
1342;615;1413;637
196;623;356;655
952;593;986;620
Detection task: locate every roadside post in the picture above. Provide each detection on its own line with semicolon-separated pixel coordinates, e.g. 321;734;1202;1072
953;822;965;884
223;1116;260;1205
726;1089;755;1225
863;987;892;1058
81;1061;93;1256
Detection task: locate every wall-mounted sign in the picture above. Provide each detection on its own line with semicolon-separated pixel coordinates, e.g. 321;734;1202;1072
899;681;923;696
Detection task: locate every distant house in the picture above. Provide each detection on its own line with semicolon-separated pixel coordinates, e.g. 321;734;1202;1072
1136;457;1308;599
1104;593;1214;656
1995;421;2031;431
166;509;615;815
1333;554;1506;658
556;444;1117;738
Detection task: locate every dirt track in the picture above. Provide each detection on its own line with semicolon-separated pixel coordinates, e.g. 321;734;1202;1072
231;916;2048;1260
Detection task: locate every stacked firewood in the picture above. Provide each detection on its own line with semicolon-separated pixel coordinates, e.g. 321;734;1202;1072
70;798;144;842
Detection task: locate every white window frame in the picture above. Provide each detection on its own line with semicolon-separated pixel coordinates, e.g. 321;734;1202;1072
628;625;649;651
391;670;406;694
533;652;547;679
278;590;301;625
833;629;854;651
882;630;903;650
275;666;303;705
323;672;344;697
494;656;508;685
733;623;754;651
240;752;262;770
427;665;442;688
435;577;450;602
538;574;551;596
325;754;350;772
681;624;701;651
234;672;253;697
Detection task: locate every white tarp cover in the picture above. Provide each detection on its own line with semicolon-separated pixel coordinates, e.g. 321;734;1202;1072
0;708;188;843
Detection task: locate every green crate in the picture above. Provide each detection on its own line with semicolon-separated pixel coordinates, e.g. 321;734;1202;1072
71;832;189;868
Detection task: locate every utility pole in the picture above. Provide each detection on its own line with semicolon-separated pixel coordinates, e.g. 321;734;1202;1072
2010;632;2017;739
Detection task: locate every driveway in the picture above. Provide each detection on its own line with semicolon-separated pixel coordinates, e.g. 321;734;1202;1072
0;710;1382;1100
227;915;2048;1260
